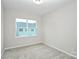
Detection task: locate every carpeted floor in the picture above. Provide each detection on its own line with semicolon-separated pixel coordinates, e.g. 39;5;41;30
2;44;76;59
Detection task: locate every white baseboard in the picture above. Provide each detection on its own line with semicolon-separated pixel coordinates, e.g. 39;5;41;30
1;49;5;58
43;42;77;58
3;41;77;59
5;41;42;50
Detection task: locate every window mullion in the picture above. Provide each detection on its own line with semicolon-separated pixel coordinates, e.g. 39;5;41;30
27;20;28;33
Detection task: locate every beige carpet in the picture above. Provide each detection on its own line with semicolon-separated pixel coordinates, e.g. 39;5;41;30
2;44;76;59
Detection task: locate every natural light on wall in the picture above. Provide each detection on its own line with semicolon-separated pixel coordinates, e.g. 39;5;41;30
33;0;43;4
16;18;37;37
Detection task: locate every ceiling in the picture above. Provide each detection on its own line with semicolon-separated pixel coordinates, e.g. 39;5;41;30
2;0;75;16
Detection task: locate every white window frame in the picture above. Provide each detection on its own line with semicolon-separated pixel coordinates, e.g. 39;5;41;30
15;18;37;38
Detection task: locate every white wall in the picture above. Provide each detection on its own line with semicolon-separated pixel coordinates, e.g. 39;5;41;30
1;4;5;55
43;1;77;56
4;9;43;49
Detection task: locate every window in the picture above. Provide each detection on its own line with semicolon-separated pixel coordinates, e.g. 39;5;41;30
16;18;37;37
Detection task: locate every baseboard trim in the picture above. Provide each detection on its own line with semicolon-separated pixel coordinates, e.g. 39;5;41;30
3;41;77;58
5;41;42;50
43;42;77;58
1;49;5;58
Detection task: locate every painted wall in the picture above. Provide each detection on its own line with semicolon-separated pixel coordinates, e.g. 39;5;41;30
4;9;43;49
43;1;77;56
1;4;5;54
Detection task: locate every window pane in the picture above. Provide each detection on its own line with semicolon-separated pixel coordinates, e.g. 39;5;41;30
16;18;37;37
28;20;37;36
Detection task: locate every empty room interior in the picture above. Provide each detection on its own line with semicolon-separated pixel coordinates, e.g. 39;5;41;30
1;0;77;59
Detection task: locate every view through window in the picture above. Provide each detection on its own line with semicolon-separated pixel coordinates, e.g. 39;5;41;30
16;18;37;37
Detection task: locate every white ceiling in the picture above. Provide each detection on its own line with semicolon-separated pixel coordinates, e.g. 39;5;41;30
2;0;75;16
